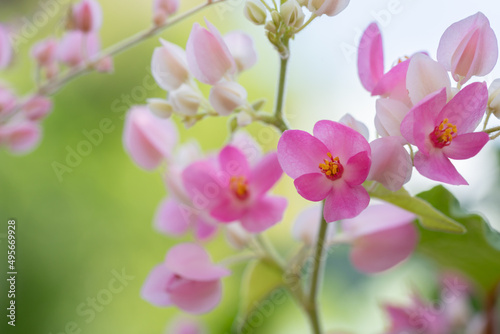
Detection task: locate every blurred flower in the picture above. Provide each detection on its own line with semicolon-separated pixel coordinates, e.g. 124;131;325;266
277;121;371;222
70;0;103;33
339;113;369;140
147;98;173;118
209;81;247;116
182;145;286;233
307;0;349;17
31;38;58;67
0;121;41;154
437;12;498;84
95;56;113;73
123;105;178;170
374;98;409;138
338;203;417;273
400;83;489;185
58;31;100;67
165;317;206;334
0;86;17;117
244;0;267;25
153;0;180;26
141;243;230;314
292;204;335;246
22;95;52;121
223;32;258;73
225;223;251;249
186;19;236;85
169;84;202;116
0;24;13;69
152;39;190;91
281;0;305;29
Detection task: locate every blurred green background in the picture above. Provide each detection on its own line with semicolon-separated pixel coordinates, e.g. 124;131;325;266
1;0;499;333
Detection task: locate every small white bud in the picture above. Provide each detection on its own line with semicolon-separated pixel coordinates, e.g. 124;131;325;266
307;0;349;17
244;0;267;25
488;79;500;118
169;84;201;116
147;98;173;118
281;0;305;29
209;81;247;116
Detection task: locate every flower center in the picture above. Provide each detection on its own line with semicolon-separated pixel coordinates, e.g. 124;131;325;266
229;176;249;200
430;118;457;148
319;153;344;181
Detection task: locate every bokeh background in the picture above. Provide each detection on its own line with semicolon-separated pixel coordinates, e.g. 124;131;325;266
1;0;499;333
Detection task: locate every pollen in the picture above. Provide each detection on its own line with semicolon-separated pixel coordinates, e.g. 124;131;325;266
229;176;249;200
319;152;344;181
430;118;457;148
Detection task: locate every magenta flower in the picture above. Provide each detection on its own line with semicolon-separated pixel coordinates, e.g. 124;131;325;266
339;204;417;274
277;121;371;222
186;19;236;85
123;106;178;170
141;243;230;314
437;12;498;84
400;82;489;185
182;145;287;233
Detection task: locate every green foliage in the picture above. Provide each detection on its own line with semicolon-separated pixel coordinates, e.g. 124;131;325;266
416;186;500;293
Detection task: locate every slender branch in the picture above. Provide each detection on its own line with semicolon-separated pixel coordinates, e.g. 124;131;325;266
483;107;494;131
484;126;500;134
259;0;274;12
295;14;317;34
306;200;328;334
274;44;290;126
37;0;225;96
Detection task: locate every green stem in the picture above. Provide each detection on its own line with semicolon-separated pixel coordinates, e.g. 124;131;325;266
274;48;290;124
259;0;274;12
295;14;317;34
484;126;500;134
306;200;328;334
483;107;493;131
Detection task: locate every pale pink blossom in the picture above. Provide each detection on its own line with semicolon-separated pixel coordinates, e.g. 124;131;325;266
22;95;52;121
153;0;180;25
71;0;103;33
307;0;349;17
0;121;41;154
152;39;189;91
339;113;369;140
0;86;17;117
209;81;247;116
31;38;58;67
58;31;100;67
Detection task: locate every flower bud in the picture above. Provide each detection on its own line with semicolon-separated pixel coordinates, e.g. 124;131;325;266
22;95;52;121
58;31;100;67
281;0;305;29
265;21;277;34
153;0;180;25
236;111;252;127
375;98;409;138
0;121;41;154
71;0;103;33
209;81;247;116
307;0;349;17
488;79;500;118
225;223;251;250
95;56;114;73
31;38;58;67
169;84;201;116
339;113;369;140
223;32;257;73
0;86;17;117
147;98;173;118
0;25;13;69
244;0;267;25
152;39;189;91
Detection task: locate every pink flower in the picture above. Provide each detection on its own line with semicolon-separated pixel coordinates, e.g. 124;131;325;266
0;86;17;117
141;243;230;314
71;0;103;33
153;0;180;25
437;12;498;84
31;38;58;67
152;39;189;91
58;31;100;67
182;145;287;233
209;81;247;116
123;105;178;170
277;121;371;222
400;83;489;185
0;121;41;154
22;95;52;121
186;20;236;85
223;32;257;73
0;24;13;69
338;204;417;273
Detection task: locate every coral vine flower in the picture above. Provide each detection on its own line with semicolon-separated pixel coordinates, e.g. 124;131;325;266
400;83;489;185
141;243;230;314
71;0;103;33
277;121;371;222
437;12;498;84
182;145;286;233
58;31;100;67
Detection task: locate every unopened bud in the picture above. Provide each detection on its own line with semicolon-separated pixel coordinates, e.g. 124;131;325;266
147;98;174;118
169;84;201;116
244;0;267;25
488;79;500;118
265;20;277;34
209;81;247;116
281;0;304;29
271;10;281;26
307;0;349;17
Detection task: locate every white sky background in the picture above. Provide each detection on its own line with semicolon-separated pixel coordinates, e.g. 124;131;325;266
247;0;500;229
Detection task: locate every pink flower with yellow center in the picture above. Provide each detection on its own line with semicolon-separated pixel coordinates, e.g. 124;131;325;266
400;82;490;185
277;121;371;222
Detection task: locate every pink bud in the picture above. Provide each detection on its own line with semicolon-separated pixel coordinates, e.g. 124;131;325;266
71;0;103;33
152;39;189;91
339;113;369;140
0;25;12;69
186;20;236;85
374;98;409;137
22;95;53;121
0;86;17;117
307;0;349;17
31;38;58;67
153;0;180;24
58;31;100;67
223;32;257;73
437;12;498;84
95;56;113;73
123;105;178;170
0;121;41;154
209;81;247;116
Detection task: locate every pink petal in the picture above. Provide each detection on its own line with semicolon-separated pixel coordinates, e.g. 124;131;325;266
400;89;447;153
154;198;192;236
372;58;410;104
343;151;371;186
294;173;333;201
339;113;370;140
152;39;189;91
22;95;53;121
350;223;418;273
437;82;488;135
357;23;384;93
240;196;287;233
141;265;174;307
442;132;489;160
414;150;467;185
375;98;410;137
0;25;13;69
165;243;230;281
123;106;178;170
31;38;58;67
58;31;100;67
323;182;369;222
194;216;218;241
406;53;451;106
219;145;250;178
210;197;247;222
250;152;283;195
230;131;263;165
223;31;257;73
72;0;103;33
0;121;41;154
367;137;412;191
313;120;371;163
170;279;222;314
182;160;226;211
277;129;330;179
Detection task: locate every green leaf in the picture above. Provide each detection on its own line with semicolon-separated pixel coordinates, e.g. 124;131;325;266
239;259;284;320
416;185;500;292
368;183;466;233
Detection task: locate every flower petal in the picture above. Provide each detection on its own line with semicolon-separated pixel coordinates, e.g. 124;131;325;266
154;198;192;236
375;98;410;137
141;265;174;307
182;160;226;210
170;279;222;314
343;151;371;186
414;150;467;185
219;145;250;178
323;183;369;222
240;196;287;233
372;58;410;104
250;152;283;195
357;22;384;93
442;131;489;160
294;173;333;201
210;197;247;223
194;216;218;241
